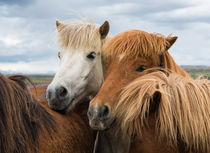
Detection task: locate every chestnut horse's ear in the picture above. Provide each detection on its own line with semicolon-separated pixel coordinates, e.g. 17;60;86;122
166;36;178;50
149;91;161;113
56;19;64;31
99;21;110;39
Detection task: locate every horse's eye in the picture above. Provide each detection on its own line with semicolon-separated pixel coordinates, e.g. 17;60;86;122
136;65;146;72
87;51;96;60
58;52;61;59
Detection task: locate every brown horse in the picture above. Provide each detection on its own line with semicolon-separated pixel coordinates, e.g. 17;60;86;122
116;69;210;153
87;30;205;152
30;84;48;100
0;74;95;153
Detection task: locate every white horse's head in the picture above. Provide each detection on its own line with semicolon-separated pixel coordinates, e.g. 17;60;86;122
46;20;110;112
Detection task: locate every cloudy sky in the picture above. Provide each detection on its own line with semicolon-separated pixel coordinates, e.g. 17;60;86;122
0;0;209;74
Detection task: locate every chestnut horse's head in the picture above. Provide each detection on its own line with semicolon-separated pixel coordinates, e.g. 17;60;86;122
46;20;110;113
88;30;179;130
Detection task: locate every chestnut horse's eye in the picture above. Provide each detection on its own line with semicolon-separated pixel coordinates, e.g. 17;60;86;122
58;52;61;59
136;65;146;72
87;51;96;60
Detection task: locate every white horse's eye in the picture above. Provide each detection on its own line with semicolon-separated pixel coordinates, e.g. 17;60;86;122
87;52;96;60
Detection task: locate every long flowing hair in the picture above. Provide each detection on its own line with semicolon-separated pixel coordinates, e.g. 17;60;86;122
115;69;210;152
0;74;56;153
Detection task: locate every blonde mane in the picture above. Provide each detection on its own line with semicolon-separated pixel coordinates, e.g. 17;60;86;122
103;30;170;59
57;21;109;52
115;69;210;152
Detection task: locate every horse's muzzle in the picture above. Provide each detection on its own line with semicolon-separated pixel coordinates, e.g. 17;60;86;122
88;105;115;130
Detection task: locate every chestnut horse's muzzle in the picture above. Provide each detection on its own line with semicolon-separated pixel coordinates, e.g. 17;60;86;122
88;104;114;130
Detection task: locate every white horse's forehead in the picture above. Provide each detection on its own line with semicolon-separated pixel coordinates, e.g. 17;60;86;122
61;50;84;67
63;48;82;55
54;52;86;84
61;50;95;75
61;47;99;55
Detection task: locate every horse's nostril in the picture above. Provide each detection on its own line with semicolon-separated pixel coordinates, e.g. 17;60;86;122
87;104;110;122
46;89;52;100
101;105;109;118
56;86;68;98
60;87;67;97
87;109;92;119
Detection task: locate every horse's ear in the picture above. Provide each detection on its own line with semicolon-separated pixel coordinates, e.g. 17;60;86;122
99;21;110;39
166;36;178;50
149;91;161;113
8;75;32;90
56;20;64;31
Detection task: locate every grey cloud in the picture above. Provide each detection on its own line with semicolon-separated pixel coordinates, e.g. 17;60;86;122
0;0;209;74
0;55;35;63
0;0;34;6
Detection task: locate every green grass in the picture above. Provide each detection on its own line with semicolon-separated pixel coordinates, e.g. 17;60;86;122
189;72;210;79
28;75;53;84
28;71;210;85
30;78;51;84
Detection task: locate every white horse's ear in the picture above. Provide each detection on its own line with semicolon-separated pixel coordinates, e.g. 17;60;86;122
99;21;110;39
166;35;178;50
56;20;64;31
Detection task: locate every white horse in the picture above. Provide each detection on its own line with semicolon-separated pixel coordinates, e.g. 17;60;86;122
46;19;109;112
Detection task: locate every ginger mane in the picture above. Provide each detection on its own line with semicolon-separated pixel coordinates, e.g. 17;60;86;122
115;69;210;152
103;30;169;59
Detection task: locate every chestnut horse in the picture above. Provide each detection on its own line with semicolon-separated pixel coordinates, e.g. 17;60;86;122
0;74;95;153
116;69;210;153
87;30;202;153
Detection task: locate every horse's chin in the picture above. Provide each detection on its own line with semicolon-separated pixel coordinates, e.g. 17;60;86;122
50;91;89;114
90;117;116;131
54;109;67;114
51;97;76;114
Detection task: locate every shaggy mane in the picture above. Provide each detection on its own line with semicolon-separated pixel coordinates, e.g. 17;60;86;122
0;74;56;153
115;69;210;152
57;21;108;52
103;30;170;59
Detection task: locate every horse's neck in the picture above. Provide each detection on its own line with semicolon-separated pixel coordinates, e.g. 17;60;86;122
73;99;90;125
162;52;190;77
